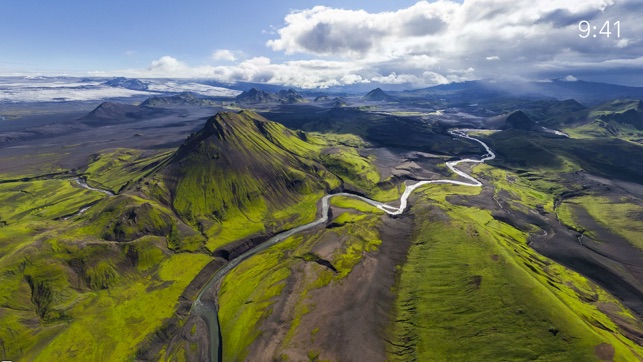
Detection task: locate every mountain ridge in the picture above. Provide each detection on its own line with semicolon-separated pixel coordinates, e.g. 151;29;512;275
400;79;643;104
235;88;306;104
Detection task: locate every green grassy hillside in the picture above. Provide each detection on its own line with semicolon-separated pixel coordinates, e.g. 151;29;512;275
0;174;212;360
388;185;642;361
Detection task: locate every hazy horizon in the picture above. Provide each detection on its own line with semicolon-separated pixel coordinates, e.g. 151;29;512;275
2;0;642;88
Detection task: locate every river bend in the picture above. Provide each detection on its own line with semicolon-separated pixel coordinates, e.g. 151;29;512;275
192;129;496;361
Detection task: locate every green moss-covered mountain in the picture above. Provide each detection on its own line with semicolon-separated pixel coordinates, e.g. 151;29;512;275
141;110;340;250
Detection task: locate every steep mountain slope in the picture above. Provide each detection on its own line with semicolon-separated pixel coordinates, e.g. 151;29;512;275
593;100;643;129
145;110;339;250
565;99;643;141
520;99;588;128
500;111;540;131
278;89;305;104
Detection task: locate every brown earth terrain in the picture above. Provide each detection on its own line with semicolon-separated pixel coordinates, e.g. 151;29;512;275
236;210;414;361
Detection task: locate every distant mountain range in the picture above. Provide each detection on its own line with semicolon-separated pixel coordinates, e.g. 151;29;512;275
5;75;642;106
224;79;643;106
362;88;393;102
398;79;643;104
235;88;305;104
140;92;219;107
103;77;148;91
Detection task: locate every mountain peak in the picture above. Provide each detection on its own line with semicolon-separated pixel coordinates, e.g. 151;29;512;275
158;110;330;228
80;101;169;124
175;111;271;156
235;88;305;104
104;77;148;91
235;88;279;104
501;111;539;131
363;87;393;101
278;89;305;104
83;102;140;119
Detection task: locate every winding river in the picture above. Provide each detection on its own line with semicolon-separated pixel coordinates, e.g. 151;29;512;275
61;178;114;220
74;178;115;196
191;129;496;361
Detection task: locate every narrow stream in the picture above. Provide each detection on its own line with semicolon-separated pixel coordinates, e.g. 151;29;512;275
60;178;115;220
74;178;115;196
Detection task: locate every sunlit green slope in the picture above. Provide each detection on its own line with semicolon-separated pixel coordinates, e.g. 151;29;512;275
141;110;342;251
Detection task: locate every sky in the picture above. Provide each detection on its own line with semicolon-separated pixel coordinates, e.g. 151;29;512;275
1;0;642;88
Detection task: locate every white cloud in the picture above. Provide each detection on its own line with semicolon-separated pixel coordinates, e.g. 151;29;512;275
562;75;578;81
616;39;630;48
149;56;187;74
113;1;643;88
340;74;369;85
267;2;458;58
114;56;363;89
212;49;241;61
422;71;449;84
372;72;421;85
262;0;641;86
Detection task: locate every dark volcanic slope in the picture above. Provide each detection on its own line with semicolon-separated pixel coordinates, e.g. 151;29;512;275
235;88;280;104
501;111;539;131
595;100;643;129
80;102;172;125
235;88;306;105
363;87;393;101
260;106;479;156
278;89;305;104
